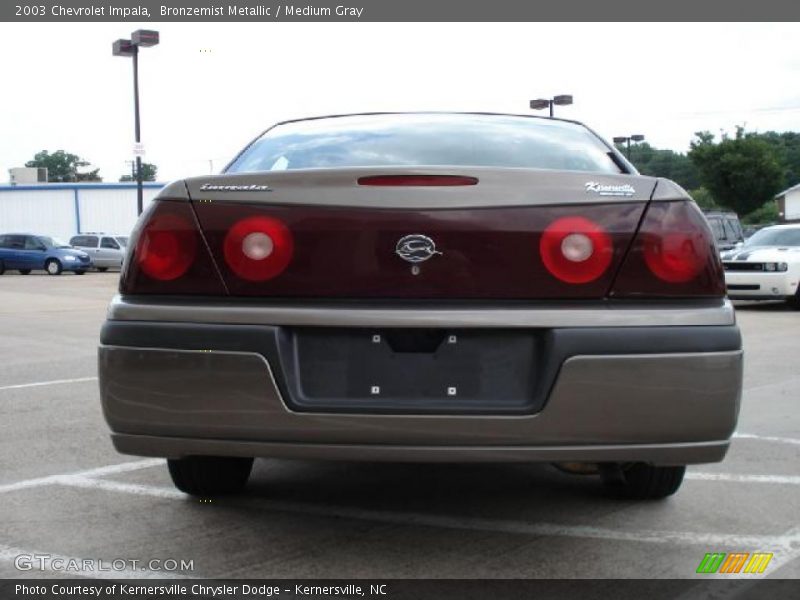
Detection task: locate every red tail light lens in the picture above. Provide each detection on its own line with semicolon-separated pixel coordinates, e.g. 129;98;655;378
611;201;725;297
643;229;707;283
540;216;613;284
223;216;294;281
357;175;478;186
120;200;226;295
136;212;197;281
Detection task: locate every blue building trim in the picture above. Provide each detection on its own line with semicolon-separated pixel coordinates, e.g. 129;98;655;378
0;182;165;192
73;188;81;233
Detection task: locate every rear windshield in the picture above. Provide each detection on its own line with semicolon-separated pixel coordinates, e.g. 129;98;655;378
227;114;622;175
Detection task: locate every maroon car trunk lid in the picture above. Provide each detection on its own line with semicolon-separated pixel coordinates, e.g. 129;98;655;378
184;168;657;299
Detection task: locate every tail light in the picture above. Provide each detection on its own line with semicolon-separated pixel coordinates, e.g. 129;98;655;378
223;216;294;282
539;216;613;284
611;201;725;297
120;200;226;295
136;212;196;281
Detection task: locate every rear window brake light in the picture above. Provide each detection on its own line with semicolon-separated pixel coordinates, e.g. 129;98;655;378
357;175;478;187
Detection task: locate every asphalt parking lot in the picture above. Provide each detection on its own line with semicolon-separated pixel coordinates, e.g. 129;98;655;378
1;272;798;580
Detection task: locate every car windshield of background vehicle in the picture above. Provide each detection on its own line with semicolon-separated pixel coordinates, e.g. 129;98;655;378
227;113;623;174
744;228;800;247
116;237;129;247
38;236;71;248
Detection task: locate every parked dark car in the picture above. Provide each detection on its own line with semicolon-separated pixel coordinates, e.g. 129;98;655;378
702;210;745;252
0;233;93;275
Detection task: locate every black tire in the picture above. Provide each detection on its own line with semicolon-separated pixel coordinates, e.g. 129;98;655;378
45;259;62;276
97;267;109;273
0;260;4;275
601;463;685;500
19;269;31;275
789;289;800;310
75;270;86;275
167;456;254;496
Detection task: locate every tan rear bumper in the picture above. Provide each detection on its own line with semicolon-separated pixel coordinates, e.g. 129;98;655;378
99;345;742;465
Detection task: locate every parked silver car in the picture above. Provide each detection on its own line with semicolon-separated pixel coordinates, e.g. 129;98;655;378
98;113;743;500
69;233;129;271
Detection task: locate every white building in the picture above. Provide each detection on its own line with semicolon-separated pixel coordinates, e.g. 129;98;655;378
776;183;800;223
0;182;163;240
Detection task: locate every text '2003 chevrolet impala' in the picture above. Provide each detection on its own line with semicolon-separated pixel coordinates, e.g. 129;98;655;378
98;113;743;500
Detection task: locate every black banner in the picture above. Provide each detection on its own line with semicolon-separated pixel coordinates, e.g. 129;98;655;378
2;0;800;22
3;579;800;600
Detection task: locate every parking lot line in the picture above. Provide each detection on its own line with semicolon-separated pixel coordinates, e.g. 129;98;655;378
0;543;188;579
0;376;98;392
734;432;800;447
50;476;800;549
686;472;800;485
0;459;161;495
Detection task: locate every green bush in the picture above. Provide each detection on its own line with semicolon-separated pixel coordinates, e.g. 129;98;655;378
742;202;780;225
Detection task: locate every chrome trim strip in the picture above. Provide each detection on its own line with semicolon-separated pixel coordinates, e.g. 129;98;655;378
107;295;736;328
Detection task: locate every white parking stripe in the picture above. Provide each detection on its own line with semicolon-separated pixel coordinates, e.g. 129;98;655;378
0;543;187;579
52;476;800;549
64;476;184;500
734;432;800;447
0;459;161;495
0;376;98;392
687;472;800;485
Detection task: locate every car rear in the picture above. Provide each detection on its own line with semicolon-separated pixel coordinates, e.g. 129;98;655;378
98;113;742;499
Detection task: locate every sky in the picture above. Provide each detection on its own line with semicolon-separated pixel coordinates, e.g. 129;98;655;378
1;22;799;183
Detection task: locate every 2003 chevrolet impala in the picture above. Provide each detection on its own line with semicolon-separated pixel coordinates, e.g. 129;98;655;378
98;113;743;499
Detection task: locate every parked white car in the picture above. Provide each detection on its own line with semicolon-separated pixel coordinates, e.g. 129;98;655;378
69;233;129;271
722;223;800;308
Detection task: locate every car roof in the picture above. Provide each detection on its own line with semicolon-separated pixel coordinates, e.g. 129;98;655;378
74;232;126;236
272;111;589;129
702;210;739;216
762;223;800;230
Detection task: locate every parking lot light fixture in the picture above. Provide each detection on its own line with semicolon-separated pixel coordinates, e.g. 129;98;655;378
614;134;646;160
530;95;573;118
112;30;160;216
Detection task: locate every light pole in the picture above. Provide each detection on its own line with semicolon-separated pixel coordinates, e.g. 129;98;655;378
613;134;645;161
530;95;573;118
113;30;159;216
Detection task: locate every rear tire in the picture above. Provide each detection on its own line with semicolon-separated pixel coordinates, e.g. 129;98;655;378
600;463;685;499
97;267;108;273
167;456;254;496
19;269;31;275
45;259;62;276
0;260;4;275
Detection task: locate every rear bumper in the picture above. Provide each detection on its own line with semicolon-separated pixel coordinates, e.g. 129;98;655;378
98;298;743;466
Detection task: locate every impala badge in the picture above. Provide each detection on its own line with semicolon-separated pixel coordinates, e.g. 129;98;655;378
199;183;272;192
395;234;442;264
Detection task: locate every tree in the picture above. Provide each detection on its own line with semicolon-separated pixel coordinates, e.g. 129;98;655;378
689;127;783;216
26;150;102;182
688;186;717;209
616;142;700;191
119;162;158;182
749;131;800;192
